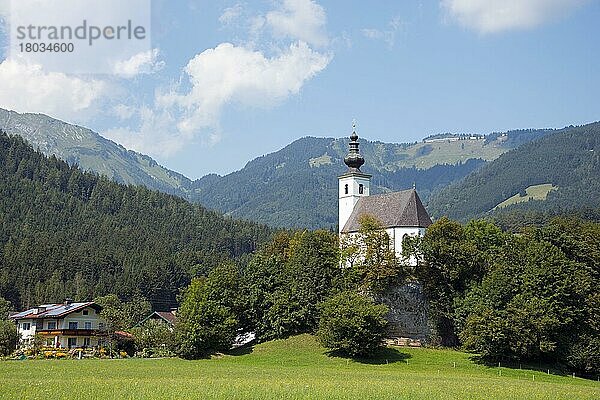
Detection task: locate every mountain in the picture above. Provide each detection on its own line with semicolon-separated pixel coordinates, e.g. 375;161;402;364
0;131;272;310
427;122;600;221
0;108;555;229
193;130;554;229
0;108;193;196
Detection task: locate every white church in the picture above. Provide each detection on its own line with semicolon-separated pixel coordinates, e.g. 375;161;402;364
338;126;432;258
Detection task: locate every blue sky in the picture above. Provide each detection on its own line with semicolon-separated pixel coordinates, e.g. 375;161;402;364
0;0;599;178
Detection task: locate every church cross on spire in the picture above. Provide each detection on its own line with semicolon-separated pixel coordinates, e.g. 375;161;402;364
344;120;365;172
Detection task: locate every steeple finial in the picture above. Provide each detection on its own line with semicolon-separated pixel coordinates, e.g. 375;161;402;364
344;120;365;172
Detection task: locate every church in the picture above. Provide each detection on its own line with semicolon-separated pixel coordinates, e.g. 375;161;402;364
338;126;432;259
338;125;433;341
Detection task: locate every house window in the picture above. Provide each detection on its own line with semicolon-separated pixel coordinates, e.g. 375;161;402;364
98;322;105;331
359;184;364;194
82;310;89;316
22;322;31;330
67;338;77;348
84;321;92;330
47;321;56;330
344;184;348;194
68;321;78;330
83;337;91;347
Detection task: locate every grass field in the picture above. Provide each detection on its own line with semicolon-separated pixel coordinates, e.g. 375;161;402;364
494;183;558;210
1;335;598;399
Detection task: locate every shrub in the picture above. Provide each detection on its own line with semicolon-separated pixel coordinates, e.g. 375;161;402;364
0;320;18;356
317;291;388;357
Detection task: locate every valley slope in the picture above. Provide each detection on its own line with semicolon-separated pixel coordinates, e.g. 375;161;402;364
428;122;600;221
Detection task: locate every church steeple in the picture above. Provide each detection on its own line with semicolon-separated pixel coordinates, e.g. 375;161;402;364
344;122;365;172
338;121;371;233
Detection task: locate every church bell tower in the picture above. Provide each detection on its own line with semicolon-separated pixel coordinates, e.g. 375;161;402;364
338;123;371;233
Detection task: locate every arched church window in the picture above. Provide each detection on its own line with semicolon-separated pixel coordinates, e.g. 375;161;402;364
359;184;364;194
344;184;348;194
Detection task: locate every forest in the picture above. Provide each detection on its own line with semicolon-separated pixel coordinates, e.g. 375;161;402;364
428;122;600;221
0;131;273;310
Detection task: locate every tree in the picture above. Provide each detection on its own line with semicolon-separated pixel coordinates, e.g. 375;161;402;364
346;215;402;295
95;293;152;331
0;297;10;320
244;230;341;341
317;291;388;357
131;319;174;358
173;278;238;359
0;320;18;356
458;237;592;361
95;294;128;332
414;217;479;346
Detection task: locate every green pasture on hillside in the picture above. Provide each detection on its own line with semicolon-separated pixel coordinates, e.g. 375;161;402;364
1;335;598;399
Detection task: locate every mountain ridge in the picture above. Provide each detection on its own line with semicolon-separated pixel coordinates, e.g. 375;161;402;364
0;107;559;228
427;121;600;221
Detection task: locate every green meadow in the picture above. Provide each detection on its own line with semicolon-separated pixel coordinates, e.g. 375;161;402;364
1;335;598;399
494;183;558;209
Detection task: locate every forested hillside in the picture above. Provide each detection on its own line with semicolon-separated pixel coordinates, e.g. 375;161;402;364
193;137;486;228
3;108;556;229
427;122;600;221
0;108;194;195
0;132;272;310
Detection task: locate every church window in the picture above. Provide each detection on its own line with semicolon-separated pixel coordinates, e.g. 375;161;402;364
359;184;364;194
344;184;348;194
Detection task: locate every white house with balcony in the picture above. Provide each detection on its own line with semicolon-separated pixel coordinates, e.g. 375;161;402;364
9;300;106;349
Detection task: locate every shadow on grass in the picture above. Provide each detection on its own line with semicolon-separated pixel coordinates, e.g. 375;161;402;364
327;347;412;365
226;341;256;356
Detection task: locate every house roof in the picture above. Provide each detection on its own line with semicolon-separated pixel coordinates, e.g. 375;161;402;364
9;302;101;320
136;311;177;326
341;189;432;233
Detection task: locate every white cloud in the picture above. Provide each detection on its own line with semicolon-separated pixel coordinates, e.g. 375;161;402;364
103;106;191;157
266;0;328;47
219;3;244;25
362;16;404;48
107;41;331;158
112;49;165;78
159;41;331;136
112;104;136;120
0;59;111;122
441;0;588;33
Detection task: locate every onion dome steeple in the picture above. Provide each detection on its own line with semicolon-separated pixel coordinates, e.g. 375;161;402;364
344;121;365;172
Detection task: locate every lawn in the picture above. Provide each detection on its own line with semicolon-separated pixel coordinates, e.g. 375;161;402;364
1;335;598;399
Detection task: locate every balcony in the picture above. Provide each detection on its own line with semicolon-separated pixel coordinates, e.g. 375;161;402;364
36;329;105;336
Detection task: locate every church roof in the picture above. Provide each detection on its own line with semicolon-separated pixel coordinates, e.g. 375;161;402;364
341;189;432;233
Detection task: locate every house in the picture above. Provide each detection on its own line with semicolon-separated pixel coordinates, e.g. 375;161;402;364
338;125;432;259
136;310;177;329
9;300;106;349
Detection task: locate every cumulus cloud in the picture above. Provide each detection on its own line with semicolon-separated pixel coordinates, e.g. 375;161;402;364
441;0;588;33
112;49;165;78
161;41;330;134
104;41;331;158
0;59;111;122
266;0;328;46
